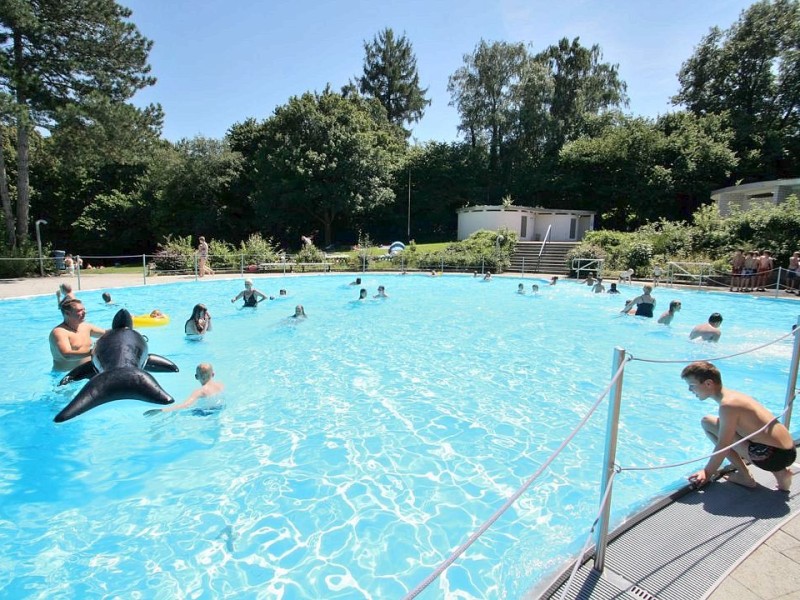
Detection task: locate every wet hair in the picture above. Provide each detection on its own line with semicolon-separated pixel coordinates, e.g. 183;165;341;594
102;292;112;303
708;312;723;325
669;300;681;311
359;288;367;297
355;278;361;284
191;303;208;319
59;298;84;314
681;361;722;386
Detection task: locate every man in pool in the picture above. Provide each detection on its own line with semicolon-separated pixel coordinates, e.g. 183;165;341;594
145;363;224;416
682;361;795;491
49;298;106;371
689;312;723;342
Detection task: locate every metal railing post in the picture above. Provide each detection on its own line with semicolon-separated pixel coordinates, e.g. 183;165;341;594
522;256;525;277
775;267;783;297
75;255;82;290
142;254;147;285
783;316;800;430
481;258;484;275
441;257;444;273
241;253;244;277
594;346;626;573
194;254;198;281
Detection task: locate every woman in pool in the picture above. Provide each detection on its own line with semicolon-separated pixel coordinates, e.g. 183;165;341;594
358;288;368;300
621;285;656;318
517;283;525;294
185;303;212;336
231;279;267;307
292;305;307;318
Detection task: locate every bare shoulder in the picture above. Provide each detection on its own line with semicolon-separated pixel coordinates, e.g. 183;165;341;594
720;388;759;410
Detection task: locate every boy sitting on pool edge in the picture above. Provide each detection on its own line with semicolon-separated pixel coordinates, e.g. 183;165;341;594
682;361;795;491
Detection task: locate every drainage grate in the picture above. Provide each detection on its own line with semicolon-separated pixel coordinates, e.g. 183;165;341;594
628;585;658;600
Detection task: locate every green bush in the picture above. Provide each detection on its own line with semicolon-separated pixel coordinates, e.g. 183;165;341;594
295;244;325;264
619;240;654;275
153;235;195;272
411;229;517;272
239;233;280;264
0;243;43;278
207;239;238;271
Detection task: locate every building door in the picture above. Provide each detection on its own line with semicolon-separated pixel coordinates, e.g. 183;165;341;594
520;216;527;238
569;218;577;240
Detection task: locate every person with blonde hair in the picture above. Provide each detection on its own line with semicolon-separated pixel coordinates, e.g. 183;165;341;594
231;279;267;307
620;285;656;317
145;363;224;416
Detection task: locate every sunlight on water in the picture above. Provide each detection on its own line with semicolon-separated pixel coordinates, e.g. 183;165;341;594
0;275;798;598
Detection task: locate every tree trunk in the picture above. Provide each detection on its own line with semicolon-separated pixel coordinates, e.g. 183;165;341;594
13;30;29;244
15;120;29;244
0;126;16;248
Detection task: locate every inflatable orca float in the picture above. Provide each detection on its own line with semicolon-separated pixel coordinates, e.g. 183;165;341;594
54;309;179;423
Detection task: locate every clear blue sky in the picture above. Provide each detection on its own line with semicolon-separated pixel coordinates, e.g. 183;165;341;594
123;0;755;144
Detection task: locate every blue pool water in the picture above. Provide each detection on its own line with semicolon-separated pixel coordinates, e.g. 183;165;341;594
1;275;798;598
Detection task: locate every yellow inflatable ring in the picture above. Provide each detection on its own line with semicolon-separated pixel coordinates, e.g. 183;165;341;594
132;313;170;327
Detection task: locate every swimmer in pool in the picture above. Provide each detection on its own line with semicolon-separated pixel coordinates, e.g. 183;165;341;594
517;283;525;294
358;288;368;300
185;303;212;335
620;285;656;317
102;292;113;304
549;276;558;286
145;363;224;416
607;283;620;294
657;300;682;325
49;299;105;371
374;285;388;298
231;279;267;307
531;284;539;293
689;312;723;342
149;309;166;319
292;304;307;318
682;361;794;491
350;277;362;286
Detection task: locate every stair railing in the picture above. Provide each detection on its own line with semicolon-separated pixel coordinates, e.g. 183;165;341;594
536;225;553;273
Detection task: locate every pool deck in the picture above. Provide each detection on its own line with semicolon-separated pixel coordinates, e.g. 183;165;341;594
5;271;800;598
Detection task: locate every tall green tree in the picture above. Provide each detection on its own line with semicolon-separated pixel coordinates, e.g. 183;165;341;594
448;40;527;200
0;0;158;246
252;89;404;246
556;112;736;229
673;0;800;180
359;28;429;133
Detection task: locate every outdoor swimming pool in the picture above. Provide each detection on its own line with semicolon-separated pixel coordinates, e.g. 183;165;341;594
1;275;798;598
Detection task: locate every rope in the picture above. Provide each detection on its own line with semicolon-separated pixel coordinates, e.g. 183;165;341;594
558;467;620;600
628;328;796;364
620;394;795;473
403;358;630;600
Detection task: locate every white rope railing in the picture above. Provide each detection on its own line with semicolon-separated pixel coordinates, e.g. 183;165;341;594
403;323;798;599
403;359;630;599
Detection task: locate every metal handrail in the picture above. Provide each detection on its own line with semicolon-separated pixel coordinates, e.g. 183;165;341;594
571;257;605;280
536;224;552;272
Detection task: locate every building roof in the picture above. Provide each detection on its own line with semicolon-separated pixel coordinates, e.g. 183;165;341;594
457;205;596;216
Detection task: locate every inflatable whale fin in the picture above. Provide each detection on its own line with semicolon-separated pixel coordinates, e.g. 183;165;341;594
145;354;180;373
112;309;134;329
59;362;99;386
54;368;175;423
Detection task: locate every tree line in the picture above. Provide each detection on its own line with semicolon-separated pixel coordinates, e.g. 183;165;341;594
1;0;798;259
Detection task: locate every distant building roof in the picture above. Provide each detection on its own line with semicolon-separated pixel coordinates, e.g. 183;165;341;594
711;178;800;216
456;205;596;217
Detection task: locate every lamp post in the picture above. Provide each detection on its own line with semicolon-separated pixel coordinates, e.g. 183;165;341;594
35;219;48;277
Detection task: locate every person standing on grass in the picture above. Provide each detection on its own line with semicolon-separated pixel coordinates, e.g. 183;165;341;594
683;361;794;491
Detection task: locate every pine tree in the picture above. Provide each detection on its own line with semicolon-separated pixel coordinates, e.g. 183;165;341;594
0;0;157;245
359;28;429;133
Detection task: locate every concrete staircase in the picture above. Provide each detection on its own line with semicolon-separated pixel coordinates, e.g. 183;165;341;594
508;241;578;274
